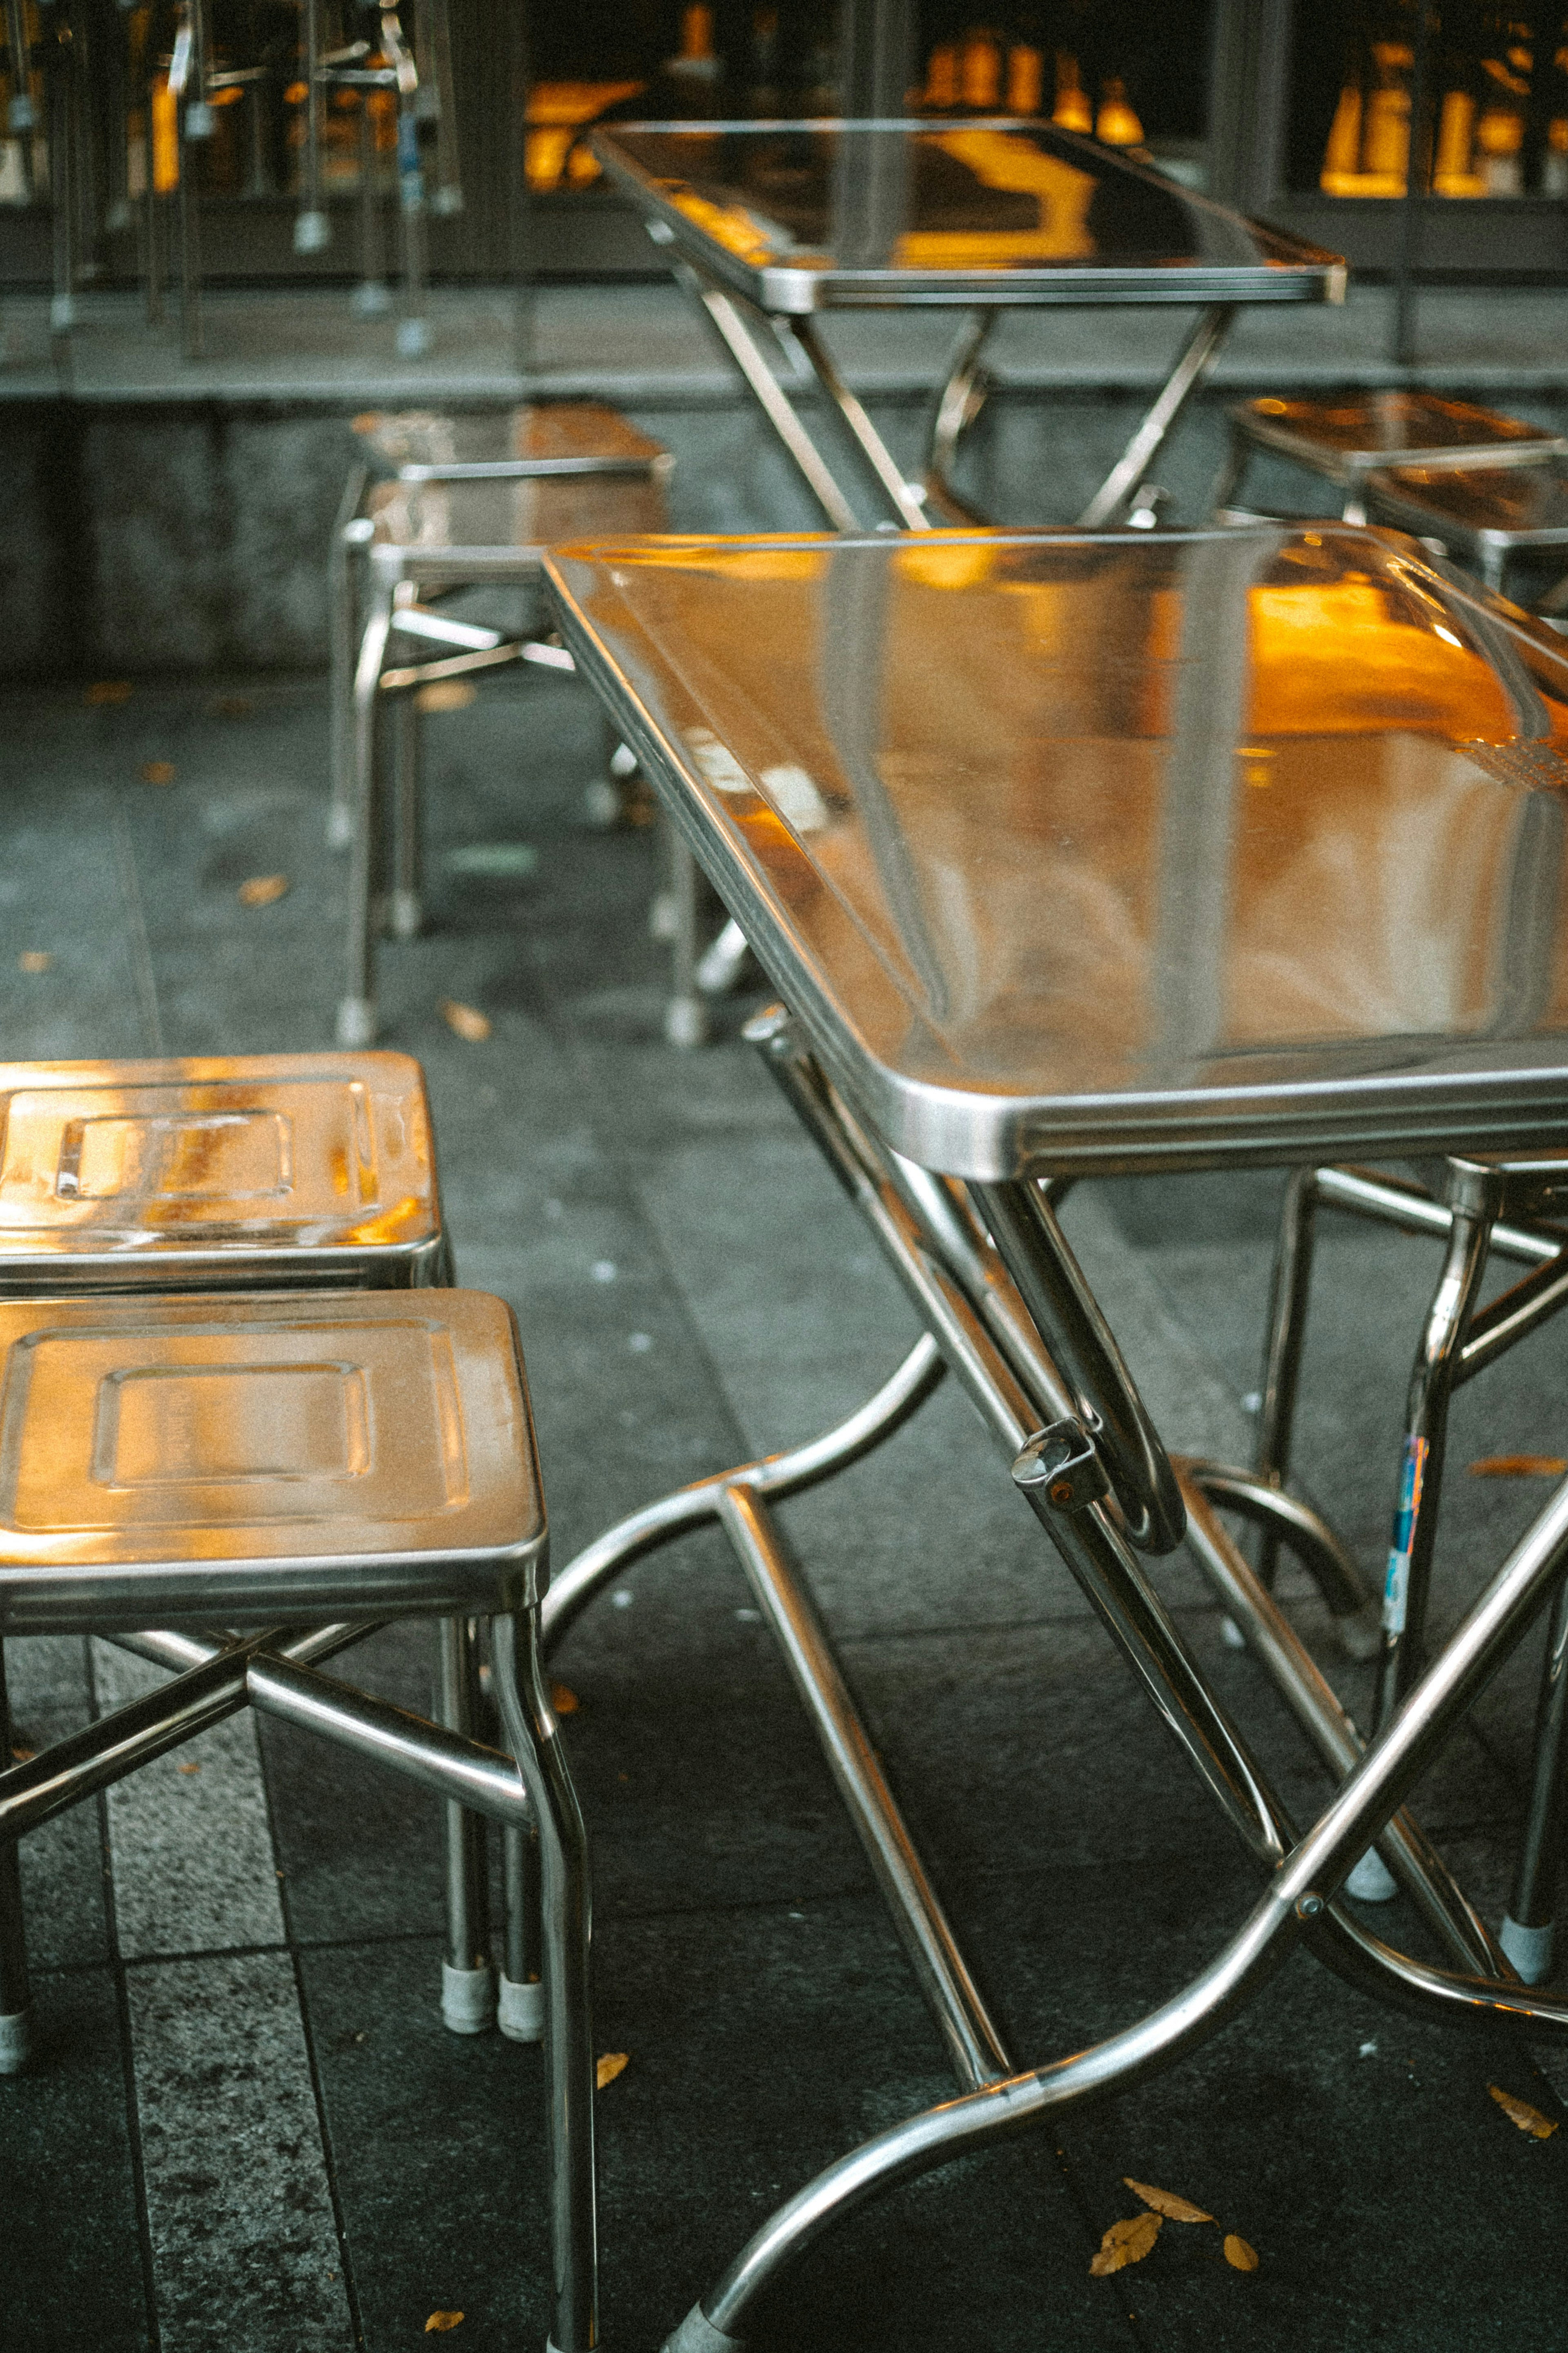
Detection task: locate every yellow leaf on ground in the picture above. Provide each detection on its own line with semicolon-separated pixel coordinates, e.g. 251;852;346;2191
596;2052;629;2090
238;874;289;907
140;761;177;786
1123;2179;1213;2224
423;2314;464;2334
416;681;478;714
1489;2083;1559;2138
1469;1456;1568;1479
17;951;51;974
550;1683;580;1715
177;1763;201;1777
1090;2211;1161;2276
1223;2235;1259;2272
85;681;132;706
11;1744;36;1763
439;998;492;1042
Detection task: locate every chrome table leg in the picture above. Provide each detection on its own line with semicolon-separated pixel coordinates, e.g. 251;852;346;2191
338;570;395;1046
435;1615;495;2034
1501;1569;1568;1981
1078;303;1236;529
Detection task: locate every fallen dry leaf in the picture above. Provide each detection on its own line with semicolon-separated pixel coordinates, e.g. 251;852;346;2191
1489;2083;1559;2138
1090;2211;1162;2276
177;1762;201;1777
238;874;289;908
213;695;254;718
423;2315;464;2334
140;761;177;786
550;1683;580;1716
1123;2179;1213;2224
595;2052;629;2090
11;1744;36;1764
416;681;478;715
439;998;492;1042
1223;2235;1259;2273
85;680;132;706
1469;1456;1568;1479
17;951;51;974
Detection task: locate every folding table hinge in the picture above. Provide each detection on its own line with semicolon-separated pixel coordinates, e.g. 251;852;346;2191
1011;1418;1110;1515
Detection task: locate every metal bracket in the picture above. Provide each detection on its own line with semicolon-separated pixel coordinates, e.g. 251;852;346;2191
1011;1418;1110;1515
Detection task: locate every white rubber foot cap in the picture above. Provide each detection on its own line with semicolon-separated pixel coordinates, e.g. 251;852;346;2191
1218;1614;1246;1650
0;2005;33;2074
1345;1848;1399;1902
582;778;622;830
396;318;431;357
294;210;332;255
49;295;77;333
1500;1914;1555;1983
441;1960;496;2035
387;888;423;941
663;2305;745;2353
350;280;393;318
1336;1603;1384;1664
648;890;678;941
336;996;378;1048
326;802;355;850
498;1973;545;2043
665;996;709;1050
696;919;752;998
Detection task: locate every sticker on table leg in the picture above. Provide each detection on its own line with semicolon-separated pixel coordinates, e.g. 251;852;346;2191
1382;1436;1429;1635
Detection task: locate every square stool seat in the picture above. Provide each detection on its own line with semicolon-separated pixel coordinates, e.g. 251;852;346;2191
1365;462;1568;593
1229;391;1565;488
0;1286;543;1633
0;1053;444;1291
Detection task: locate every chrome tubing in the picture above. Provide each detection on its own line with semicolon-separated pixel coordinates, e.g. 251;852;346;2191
245;1653;530;1826
1253;1166;1319;1588
339;567;396;1045
1314;1164;1562;1263
1184;1459;1375;1636
666;1470;1568;2353
492;1613;597;2353
1076;304;1235;529
1372;1159;1502;1731
0;1638;33;2072
1178;1474;1510;1980
786;317;933;533
1501;1569;1568;1980
435;1615;494;2030
973;1176;1186;1555
718;1482;1010;2092
541;1336;944;1654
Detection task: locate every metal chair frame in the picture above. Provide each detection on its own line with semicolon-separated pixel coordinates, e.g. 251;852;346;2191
0;1282;596;2353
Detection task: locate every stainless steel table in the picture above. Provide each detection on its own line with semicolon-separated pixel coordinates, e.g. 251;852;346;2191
590;118;1345;533
543;519;1568;2350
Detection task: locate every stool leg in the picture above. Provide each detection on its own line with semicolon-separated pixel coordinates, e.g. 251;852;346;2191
338;579;394;1046
499;1815;545;2041
388;693;424;941
328;488;370;851
435;1617;495;2034
664;830;708;1049
0;1638;33;2074
493;1611;597;2353
1501;1569;1568;1982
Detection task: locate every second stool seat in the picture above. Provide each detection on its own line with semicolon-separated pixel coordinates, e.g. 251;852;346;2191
1213;391;1566;524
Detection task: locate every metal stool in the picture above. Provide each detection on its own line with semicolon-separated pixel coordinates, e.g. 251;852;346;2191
1212;392;1566;525
0;1052;519;2051
0;1282;595;2353
329;404;727;1050
1365;462;1568;599
1251;1149;1568;1969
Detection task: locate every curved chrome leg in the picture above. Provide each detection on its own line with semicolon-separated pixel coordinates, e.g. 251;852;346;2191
435;1615;495;2034
663;1470;1568;2351
541;1336;945;1653
1253;1167;1320;1590
492;1613;597;2353
1187;1458;1378;1655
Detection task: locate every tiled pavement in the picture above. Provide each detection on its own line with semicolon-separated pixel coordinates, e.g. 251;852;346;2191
5;669;1568;2352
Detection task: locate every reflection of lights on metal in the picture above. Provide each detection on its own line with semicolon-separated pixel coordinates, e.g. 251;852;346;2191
1007;45;1043;116
959;32;1001;111
1051;53;1092;135
1433;625;1463;647
1095;80;1143;147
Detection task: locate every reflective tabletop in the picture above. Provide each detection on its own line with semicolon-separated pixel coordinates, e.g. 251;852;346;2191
546;523;1568;1178
590;118;1345;312
1368;463;1568;544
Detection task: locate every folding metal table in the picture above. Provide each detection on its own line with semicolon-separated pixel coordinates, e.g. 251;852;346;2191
542;519;1568;2350
590;118;1345;533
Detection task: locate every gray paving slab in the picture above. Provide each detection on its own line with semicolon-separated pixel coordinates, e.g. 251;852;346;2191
126;1950;352;2353
93;1643;287;1960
